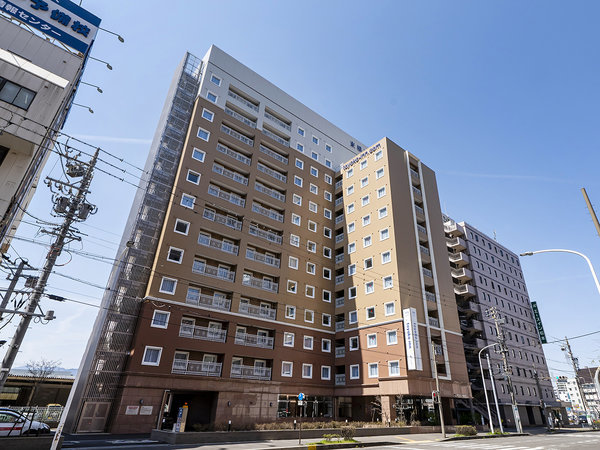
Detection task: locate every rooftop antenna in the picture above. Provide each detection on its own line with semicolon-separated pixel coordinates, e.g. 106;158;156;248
493;230;497;241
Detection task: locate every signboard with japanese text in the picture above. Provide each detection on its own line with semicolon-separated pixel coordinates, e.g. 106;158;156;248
403;307;423;371
531;301;547;344
1;0;101;54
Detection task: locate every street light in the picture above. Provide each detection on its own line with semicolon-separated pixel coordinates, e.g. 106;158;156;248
72;103;93;114
479;343;502;433
88;56;113;70
98;27;125;43
520;249;600;297
80;81;103;93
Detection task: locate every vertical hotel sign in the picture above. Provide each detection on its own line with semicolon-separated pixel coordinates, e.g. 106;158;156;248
403;307;423;371
1;0;101;54
531;301;547;344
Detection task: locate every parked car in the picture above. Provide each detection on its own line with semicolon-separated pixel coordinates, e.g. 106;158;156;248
0;408;51;436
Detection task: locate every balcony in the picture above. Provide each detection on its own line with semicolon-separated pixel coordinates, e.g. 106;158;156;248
446;236;467;251
414;204;425;217
335;321;345;332
259;144;288;165
252;202;284;222
221;124;254;147
246;248;280;268
185;291;231;312
335;254;344;264
227;89;259;112
172;360;222;377
257;162;287;183
335;274;345;285
192;261;235;282
449;252;470;267
262;128;290;147
230;365;272;381
451;267;473;282
335;297;345;308
235;332;274;349
454;283;476;298
224;106;257;129
335;215;344;225
179;324;227;342
335;374;346;385
255;181;285;202
412;186;422;200
264;111;291;132
422;267;433;278
417;224;427;242
410;167;420;182
216;142;251;165
428;317;440;328
242;274;278;293
420;245;430;257
212;162;249;186
444;222;465;237
248;224;283;245
335;197;343;207
198;235;239;255
458;300;480;315
335;233;345;243
433;344;443;355
203;208;242;231
425;291;437;303
239;302;277;320
208;184;245;207
335;180;343;191
335;347;345;358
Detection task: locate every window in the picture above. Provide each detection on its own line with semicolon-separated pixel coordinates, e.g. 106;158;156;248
325;174;332;184
325;159;332;168
285;305;296;319
210;74;221;86
282;361;293;377
362;195;370;206
348;264;356;276
360;177;369;188
310;184;318;195
287;280;298;294
385;302;395;315
360;159;368;170
310;166;318;177
201;108;214;121
0;78;36;110
366;306;375;319
298;127;305;136
348;286;357;299
368;363;379;378
324;227;332;238
206;91;217;103
321;365;331;380
375;150;383;161
363;235;372;247
348;242;356;254
367;333;377;348
294;176;303;187
306;262;316;275
142;346;162;366
379;207;388;219
362;215;371;226
159;277;177;294
380;228;389;240
197;127;210;142
305;309;314;323
302;363;313;379
346;168;354;178
323;267;331;279
283;332;295;347
347;185;354;195
319;339;331;353
305;285;315;298
307;220;317;232
389;360;400;376
364;257;373;270
311;151;318;160
180;193;195;209
387;330;398;345
377;186;386;198
365;281;374;294
186;169;200;184
324;191;332;201
349;336;359;350
326;144;332;152
383;276;393;289
349;310;358;324
290;234;300;247
192;148;205;162
309;201;318;212
291;213;301;226
348;222;356;233
324;208;332;219
312;136;319;145
167;247;184;263
307;241;317;253
382;251;391;264
350;364;360;379
293;194;302;205
174;219;190;235
303;335;314;350
289;256;298;270
376;168;384;179
297;143;304;152
151;310;170;329
322;313;331;327
347;203;355;214
323;290;331;302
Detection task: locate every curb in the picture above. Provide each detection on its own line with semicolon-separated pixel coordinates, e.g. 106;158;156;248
443;433;530;441
268;442;397;450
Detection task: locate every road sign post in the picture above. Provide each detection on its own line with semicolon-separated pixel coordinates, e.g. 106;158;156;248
298;393;304;444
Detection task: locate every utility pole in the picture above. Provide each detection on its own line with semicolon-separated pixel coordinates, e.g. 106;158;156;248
532;366;551;430
486;352;504;433
431;341;446;438
486;307;523;433
0;149;99;392
581;188;600;239
562;337;592;424
0;259;27;321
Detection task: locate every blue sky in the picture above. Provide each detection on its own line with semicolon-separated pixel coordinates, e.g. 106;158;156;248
2;1;600;380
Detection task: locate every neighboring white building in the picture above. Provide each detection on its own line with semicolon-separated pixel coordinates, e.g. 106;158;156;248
555;376;586;420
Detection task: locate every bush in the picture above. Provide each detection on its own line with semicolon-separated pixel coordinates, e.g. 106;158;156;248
323;433;341;442
340;425;356;440
455;425;477;436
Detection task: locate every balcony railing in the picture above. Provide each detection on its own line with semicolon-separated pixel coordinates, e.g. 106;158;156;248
335;321;345;332
425;291;437;303
422;267;433;278
185;291;231;311
420;245;430;256
224;106;257;128
252;203;284;222
335;254;344;264
412;186;422;197
172;360;222;377
212;162;249;185
257;162;287;183
192;261;235;282
428;317;440;327
335;180;343;190
259;144;288;165
230;365;272;380
335;215;344;225
208;184;245;207
417;224;427;234
414;205;425;216
179;324;227;342
234;332;274;349
264;111;291;132
335;274;345;285
227;90;259;112
216;142;251;165
262;128;290;147
454;284;476;297
434;344;443;355
255;181;285;202
239;302;277;320
335;347;345;358
198;235;239;255
242;275;279;293
203;208;242;231
221;124;254;146
335;374;346;385
410;168;419;179
246;248;280;268
335;233;345;243
335;297;345;308
335;197;343;207
248;224;283;245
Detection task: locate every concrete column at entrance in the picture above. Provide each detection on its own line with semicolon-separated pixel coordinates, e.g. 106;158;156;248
380;396;396;424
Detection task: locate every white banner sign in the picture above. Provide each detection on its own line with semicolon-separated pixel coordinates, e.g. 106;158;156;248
403;307;423;371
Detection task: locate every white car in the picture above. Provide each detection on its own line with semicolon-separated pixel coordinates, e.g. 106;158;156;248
0;408;51;436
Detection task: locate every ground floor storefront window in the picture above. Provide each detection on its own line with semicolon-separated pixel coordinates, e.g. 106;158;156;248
277;395;333;418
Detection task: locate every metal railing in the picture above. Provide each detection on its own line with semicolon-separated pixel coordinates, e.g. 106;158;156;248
9;406;64;423
172;359;222;377
262;128;290;147
428;317;440;327
335;233;345;243
412;186;422;197
420;245;430;255
227;90;259;112
335;180;343;190
248;224;282;244
225;106;257;128
335;347;345;358
335;297;345;308
264;111;291;131
252;202;284;222
212;162;249;185
246;248;280;267
203;208;242;230
230;365;272;380
239;302;277;320
179;323;227;342
192;261;236;281
410;168;419;178
208;184;246;207
335;274;345;285
198;234;239;255
335;321;345;332
221;123;254;146
417;224;427;234
259;144;288;165
425;291;437;303
242;275;279;293
335;215;344;224
335;374;346;385
257;162;287;183
234;332;274;349
414;205;425;215
335;197;343;207
335;254;344;264
422;267;433;278
255;181;285;202
216;142;251;165
185;292;231;311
